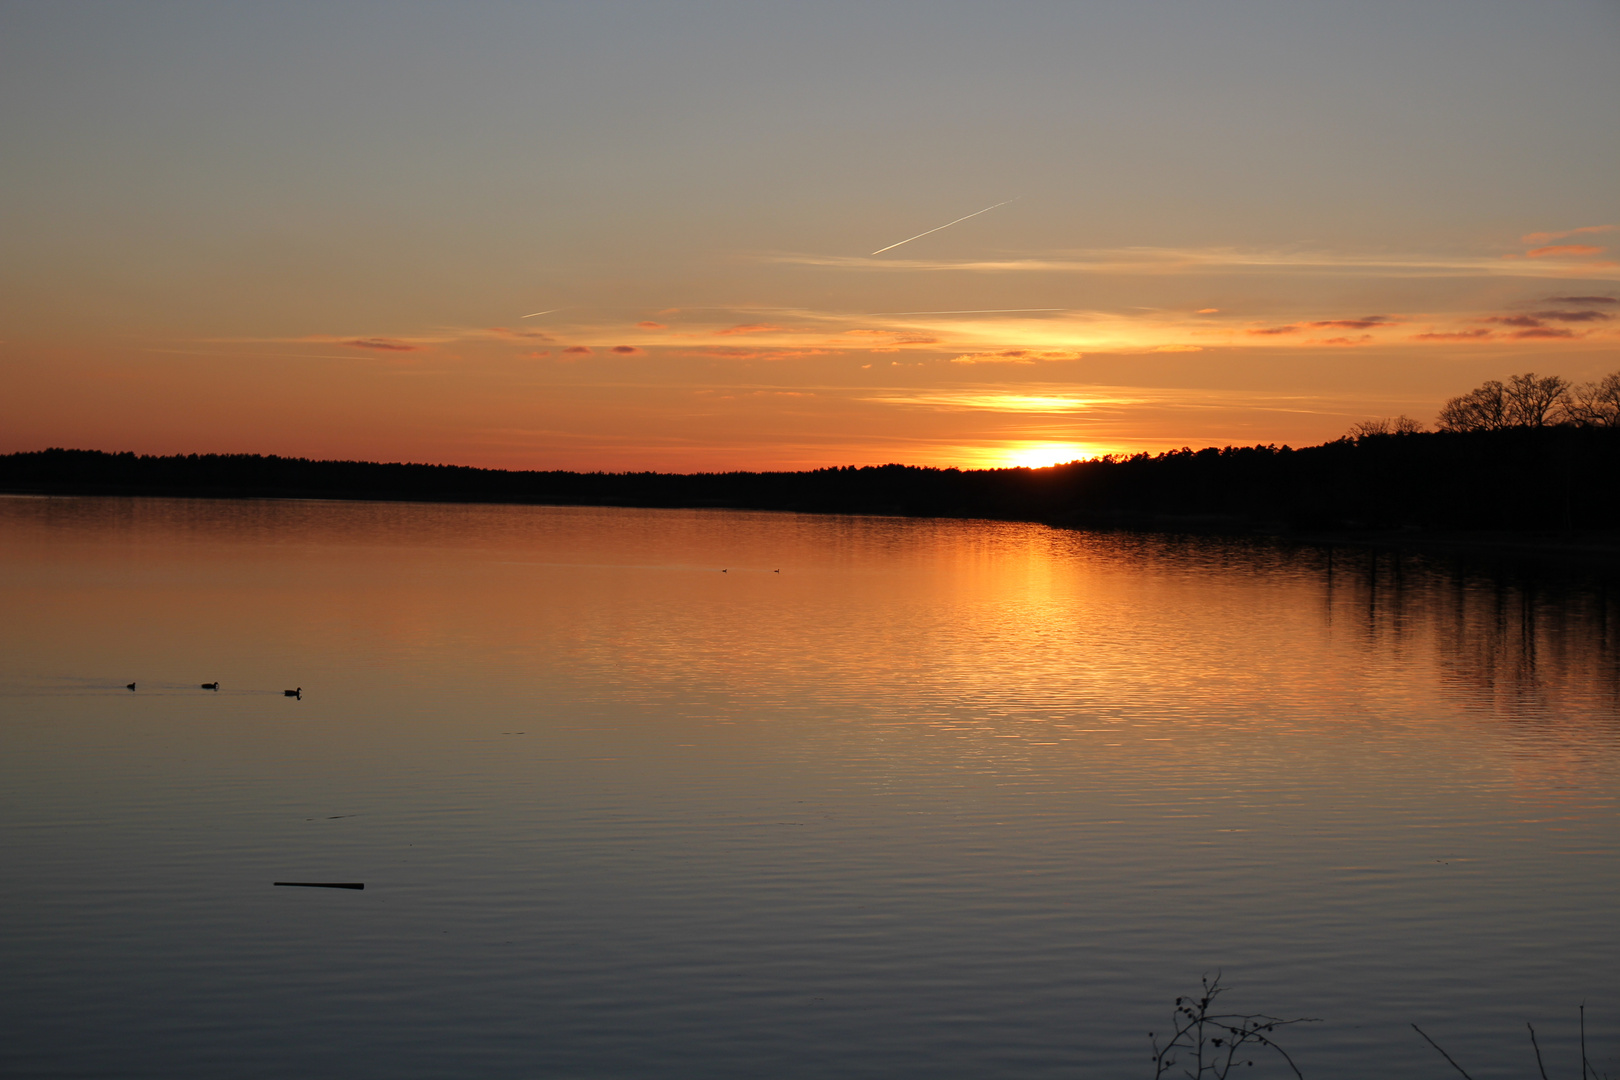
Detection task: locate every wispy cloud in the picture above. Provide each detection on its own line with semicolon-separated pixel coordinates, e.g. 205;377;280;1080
610;345;645;355
689;346;832;361
764;244;1620;279
861;391;1113;413
1521;224;1616;245
1309;315;1392;330
949;348;1084;365
486;326;555;341
1530;308;1613;322
343;338;418;352
1524;244;1606;259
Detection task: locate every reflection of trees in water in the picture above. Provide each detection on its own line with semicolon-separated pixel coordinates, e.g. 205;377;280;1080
1322;545;1620;723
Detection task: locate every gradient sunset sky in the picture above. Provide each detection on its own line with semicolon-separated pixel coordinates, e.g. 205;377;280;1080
3;1;1617;471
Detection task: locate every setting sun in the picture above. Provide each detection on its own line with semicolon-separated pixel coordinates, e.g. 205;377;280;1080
1002;443;1096;469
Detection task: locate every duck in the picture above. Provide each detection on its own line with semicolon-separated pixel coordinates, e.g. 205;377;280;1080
284;687;301;699
201;682;219;691
126;682;136;691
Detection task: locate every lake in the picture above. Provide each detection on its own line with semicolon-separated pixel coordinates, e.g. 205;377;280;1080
1;495;1615;1079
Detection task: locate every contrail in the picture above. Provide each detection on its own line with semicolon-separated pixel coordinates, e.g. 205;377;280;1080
522;309;559;318
860;307;1068;316
870;198;1019;256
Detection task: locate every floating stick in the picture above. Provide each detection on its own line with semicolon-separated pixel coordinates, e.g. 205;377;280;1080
274;882;364;890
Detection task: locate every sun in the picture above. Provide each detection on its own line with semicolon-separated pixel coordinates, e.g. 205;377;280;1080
1003;442;1095;469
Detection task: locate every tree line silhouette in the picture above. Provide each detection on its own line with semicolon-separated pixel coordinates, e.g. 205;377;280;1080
3;370;1617;537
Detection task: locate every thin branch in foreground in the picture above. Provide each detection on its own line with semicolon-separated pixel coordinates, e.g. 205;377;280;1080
1412;1024;1476;1080
1528;1022;1549;1080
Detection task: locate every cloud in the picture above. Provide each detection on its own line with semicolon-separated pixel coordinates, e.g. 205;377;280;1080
1413;330;1493;341
1529;308;1613;322
1521;224;1616;245
767;245;1616;279
1248;325;1300;336
716;323;784;336
1307;316;1391;330
949;348;1083;365
610;345;644;355
1154;344;1204;352
636;321;666;330
487;326;554;341
343;338;417;352
864;391;1099;413
1510;327;1576;339
690;346;831;361
527;350;550;358
1524;244;1606;259
1546;295;1617;305
1196;308;1220;314
562;345;593;356
1316;335;1373;346
1482;315;1544;328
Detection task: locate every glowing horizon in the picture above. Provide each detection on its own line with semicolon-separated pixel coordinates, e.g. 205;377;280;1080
1;2;1616;472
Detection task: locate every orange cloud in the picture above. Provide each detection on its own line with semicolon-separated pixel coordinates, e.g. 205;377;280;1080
690;347;830;361
716;324;784;336
527;349;550;358
1309;316;1391;330
1510;327;1576;339
1316;335;1373;346
1521;224;1616;245
1196;308;1220;314
949;349;1083;365
487;327;554;341
635;321;665;330
1546;295;1617;305
1413;330;1492;341
1530;308;1613;322
343;338;417;352
562;345;593;356
1524;244;1605;259
610;345;644;355
1252;316;1390;336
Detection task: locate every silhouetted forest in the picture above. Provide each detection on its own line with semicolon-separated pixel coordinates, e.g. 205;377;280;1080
4;426;1619;539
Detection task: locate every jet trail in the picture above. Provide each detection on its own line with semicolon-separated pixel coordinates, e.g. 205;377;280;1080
522;309;559;318
870;199;1018;256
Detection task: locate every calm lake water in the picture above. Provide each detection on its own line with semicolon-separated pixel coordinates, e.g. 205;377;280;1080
1;495;1616;1079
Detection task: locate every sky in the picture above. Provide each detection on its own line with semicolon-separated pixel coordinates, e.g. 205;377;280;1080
2;0;1617;471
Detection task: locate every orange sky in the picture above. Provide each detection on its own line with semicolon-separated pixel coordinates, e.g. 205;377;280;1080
3;2;1617;471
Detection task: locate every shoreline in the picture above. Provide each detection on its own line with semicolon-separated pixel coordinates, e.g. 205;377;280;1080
6;485;1618;567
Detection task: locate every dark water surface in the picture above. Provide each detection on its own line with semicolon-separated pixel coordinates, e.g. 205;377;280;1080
2;496;1616;1079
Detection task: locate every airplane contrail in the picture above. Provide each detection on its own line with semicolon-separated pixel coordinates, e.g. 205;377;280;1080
860;307;1068;316
522;309;559;318
870;198;1019;256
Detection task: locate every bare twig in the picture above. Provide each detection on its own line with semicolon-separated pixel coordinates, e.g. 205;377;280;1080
1412;1024;1476;1080
1528;1022;1549;1080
